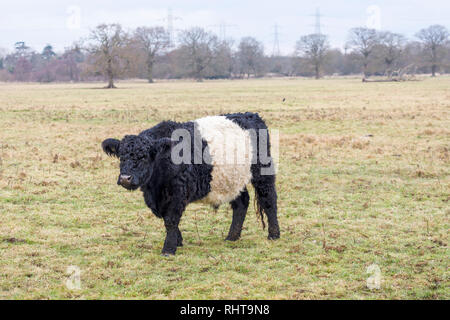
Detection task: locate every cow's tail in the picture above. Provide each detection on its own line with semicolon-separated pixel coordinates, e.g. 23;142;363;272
253;189;266;230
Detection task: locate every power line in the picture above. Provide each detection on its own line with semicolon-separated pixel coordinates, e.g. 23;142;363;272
168;8;183;47
307;7;324;34
315;7;322;35
159;8;182;47
209;21;238;41
272;23;281;56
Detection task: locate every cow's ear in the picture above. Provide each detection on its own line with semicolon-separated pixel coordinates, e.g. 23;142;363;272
102;138;120;157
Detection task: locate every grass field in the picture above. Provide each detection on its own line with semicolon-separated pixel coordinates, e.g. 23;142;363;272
0;78;448;299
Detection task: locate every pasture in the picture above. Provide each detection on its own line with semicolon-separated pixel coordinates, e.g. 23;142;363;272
0;78;448;299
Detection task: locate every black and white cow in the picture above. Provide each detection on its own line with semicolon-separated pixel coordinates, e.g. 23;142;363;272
101;112;280;255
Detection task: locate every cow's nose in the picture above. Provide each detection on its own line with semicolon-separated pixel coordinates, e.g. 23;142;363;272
119;174;132;186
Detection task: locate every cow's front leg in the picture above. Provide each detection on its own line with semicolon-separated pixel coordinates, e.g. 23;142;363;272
162;215;181;256
161;201;185;256
176;228;183;247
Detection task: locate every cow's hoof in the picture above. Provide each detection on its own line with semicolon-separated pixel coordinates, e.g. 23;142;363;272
225;235;240;241
161;250;176;257
268;234;280;240
161;252;175;257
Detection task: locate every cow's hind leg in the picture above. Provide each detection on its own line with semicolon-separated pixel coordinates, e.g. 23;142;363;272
253;175;280;240
225;187;250;241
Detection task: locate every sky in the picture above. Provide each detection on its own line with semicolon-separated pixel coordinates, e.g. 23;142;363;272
0;0;449;55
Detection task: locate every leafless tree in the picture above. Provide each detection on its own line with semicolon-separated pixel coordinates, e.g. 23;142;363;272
61;44;84;82
416;25;449;76
86;23;129;88
0;48;5;70
236;37;264;78
133;26;170;83
3;22;450;82
178;27;218;81
295;34;330;79
211;39;234;78
347;27;379;78
377;31;406;77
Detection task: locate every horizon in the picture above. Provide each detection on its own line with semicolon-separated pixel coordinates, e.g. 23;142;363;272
1;0;449;55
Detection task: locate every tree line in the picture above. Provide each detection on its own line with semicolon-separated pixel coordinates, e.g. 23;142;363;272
0;23;448;86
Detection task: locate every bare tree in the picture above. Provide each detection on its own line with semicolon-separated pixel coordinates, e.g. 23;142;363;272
178;27;218;81
295;34;330;79
416;25;449;76
61;44;84;82
236;37;264;78
133;26;169;83
86;23;129;88
377;31;406;77
0;50;4;70
211;39;234;79
347;27;379;78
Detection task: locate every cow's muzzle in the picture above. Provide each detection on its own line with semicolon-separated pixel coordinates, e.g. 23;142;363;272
118;174;133;187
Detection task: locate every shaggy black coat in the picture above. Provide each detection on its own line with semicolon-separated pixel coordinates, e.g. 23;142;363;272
102;112;280;255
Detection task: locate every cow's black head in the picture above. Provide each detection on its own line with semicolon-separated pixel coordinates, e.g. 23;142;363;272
102;135;171;190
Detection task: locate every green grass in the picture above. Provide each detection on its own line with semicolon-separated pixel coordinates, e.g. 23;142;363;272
0;78;448;299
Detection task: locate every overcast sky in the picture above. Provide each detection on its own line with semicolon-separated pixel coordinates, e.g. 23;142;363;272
1;0;449;55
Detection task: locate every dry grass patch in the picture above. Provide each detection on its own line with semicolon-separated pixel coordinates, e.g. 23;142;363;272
0;78;449;299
